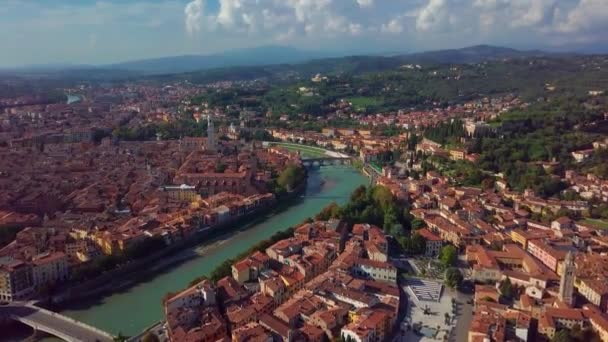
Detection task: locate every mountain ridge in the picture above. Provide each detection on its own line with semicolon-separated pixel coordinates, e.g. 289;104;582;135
109;44;562;75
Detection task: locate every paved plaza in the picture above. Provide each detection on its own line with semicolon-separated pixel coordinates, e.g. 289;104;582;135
393;278;455;342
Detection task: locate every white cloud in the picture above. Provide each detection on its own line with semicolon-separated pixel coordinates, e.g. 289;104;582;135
185;0;366;39
416;0;450;32
3;0;608;67
185;0;205;35
509;0;557;28
357;0;374;8
556;0;608;33
179;0;608;49
381;18;403;33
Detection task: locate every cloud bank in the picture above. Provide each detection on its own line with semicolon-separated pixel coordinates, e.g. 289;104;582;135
183;0;608;48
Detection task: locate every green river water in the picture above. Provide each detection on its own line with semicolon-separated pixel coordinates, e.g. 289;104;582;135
32;166;366;338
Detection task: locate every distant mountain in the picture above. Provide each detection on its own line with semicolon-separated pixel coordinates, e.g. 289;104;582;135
108;46;341;75
109;44;555;75
0;63;95;73
1;44;568;81
402;45;549;64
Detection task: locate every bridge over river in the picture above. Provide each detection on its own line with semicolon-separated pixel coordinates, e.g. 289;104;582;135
0;302;114;342
301;156;352;167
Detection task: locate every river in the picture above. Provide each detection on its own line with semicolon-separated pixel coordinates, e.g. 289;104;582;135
52;166;366;337
66;94;82;104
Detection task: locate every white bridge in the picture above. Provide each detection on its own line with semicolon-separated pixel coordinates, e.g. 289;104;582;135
0;302;115;342
301;156;353;168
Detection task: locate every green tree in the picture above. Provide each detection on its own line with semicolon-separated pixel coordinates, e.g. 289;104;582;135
445;268;463;289
551;330;571;342
215;163;227;173
315;202;342;220
383;205;398;232
371;186;395;212
439;245;458;269
277;165;305;191
410;233;427;255
570;324;583;341
142;332;160;342
499;277;514;299
411;218;425;230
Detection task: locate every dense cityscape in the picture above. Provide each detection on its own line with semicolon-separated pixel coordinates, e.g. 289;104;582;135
1;4;608;340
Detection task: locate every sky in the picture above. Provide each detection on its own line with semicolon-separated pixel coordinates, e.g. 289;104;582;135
1;0;607;67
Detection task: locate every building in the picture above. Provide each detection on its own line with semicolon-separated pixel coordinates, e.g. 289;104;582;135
351;259;397;283
160;184;199;202
165;279;216;312
0;260;34;302
31;252;69;289
468;310;506;342
449;148;466;161
539;308;585;339
417;228;443;257
527;239;566;273
572;149;594;163
578;278;608;312
558;252;575;306
232;251;269;284
231;322;273;342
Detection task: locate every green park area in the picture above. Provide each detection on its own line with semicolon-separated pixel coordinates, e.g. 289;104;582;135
347;96;384;111
270;143;329;158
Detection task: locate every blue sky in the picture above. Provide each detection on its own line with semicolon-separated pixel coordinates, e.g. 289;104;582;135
1;0;607;67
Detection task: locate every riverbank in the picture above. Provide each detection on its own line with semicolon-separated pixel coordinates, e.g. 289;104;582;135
50;180;307;306
56;167;366;336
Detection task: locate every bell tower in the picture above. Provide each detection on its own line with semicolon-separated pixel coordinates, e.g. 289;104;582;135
206;114;216;153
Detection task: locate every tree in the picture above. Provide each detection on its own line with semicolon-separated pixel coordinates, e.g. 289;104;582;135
570;324;583;341
445;268;463;289
411;233;427;254
551;329;571;342
383;205;398;232
439;245;458;269
215;163;227;173
411;218;425;230
277;165;305;192
142;333;160;342
371;186;394;213
316;202;341;220
499;277;513;299
481;178;495;190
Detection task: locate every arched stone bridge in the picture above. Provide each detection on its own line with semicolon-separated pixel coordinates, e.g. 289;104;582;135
0;302;114;342
301;157;352;168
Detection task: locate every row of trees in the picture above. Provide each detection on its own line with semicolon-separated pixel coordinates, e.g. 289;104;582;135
186;227;297;284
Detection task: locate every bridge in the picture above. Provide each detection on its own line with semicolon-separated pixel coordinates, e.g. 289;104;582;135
0;302;115;342
301;156;352;168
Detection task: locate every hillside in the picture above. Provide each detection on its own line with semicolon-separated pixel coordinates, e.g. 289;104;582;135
106;44;554;75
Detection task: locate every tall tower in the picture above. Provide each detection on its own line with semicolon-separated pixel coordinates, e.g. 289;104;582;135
559;251;575;306
206;114;216;153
